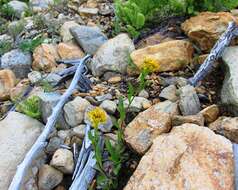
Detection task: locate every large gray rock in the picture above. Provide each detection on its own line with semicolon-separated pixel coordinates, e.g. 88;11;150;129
91;34;135;76
1;49;32;78
29;0;54;12
179;85;201;115
8;0;28;18
0;112;43;190
38;92;69;129
221;46;238;115
70;25;107;54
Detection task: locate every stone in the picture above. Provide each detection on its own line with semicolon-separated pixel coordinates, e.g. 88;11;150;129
95;93;112;102
100;100;117;114
42;73;62;86
78;7;99;15
0;112;43;189
63;97;91;127
0;34;14;51
172;114;204;126
179;85;201;116
50;149;74;174
32;44;59;73
200;104;220;124
10;79;29;101
159;85;178;102
108;76;122;84
1;49;32;78
153;100;179;115
130;40;193;73
221;46;238;115
181;12;238;52
38;165;63;190
124;124;234;190
8;0;28;18
0;69;16;101
124;97;152;112
124;101;177;155
57;42;84;59
46;137;64;154
57;130;72;141
72;124;86;138
70;25;108;54
28;71;42;84
209;117;238;143
38;92;69;129
29;0;54;12
91;34;134;76
138;90;149;99
60;21;80;42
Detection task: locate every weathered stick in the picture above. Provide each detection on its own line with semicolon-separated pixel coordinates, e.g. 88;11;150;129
8;55;92;190
188;21;238;86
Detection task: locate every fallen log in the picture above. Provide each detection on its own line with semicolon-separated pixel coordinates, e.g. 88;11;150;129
8;55;92;190
188;21;238;86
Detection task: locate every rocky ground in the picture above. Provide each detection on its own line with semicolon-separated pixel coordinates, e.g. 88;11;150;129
1;0;238;190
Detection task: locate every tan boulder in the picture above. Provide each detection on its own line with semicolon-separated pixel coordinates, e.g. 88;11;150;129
124;101;179;155
209;116;238;143
172;114;204;126
57;42;84;60
200;104;220;124
130;40;193;73
0;69;17;101
32;44;59;72
182;12;238;52
60;21;80;42
124;124;234;190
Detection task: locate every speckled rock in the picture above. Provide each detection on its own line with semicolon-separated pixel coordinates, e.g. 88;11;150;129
0;69;16;101
124;124;234;190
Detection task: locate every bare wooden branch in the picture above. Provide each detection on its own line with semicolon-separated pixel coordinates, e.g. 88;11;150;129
188;21;238;86
8;55;92;190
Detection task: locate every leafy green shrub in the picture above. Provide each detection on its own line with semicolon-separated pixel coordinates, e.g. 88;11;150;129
0;4;17;20
17;96;41;119
8;20;25;40
19;36;44;52
114;0;238;37
0;41;12;55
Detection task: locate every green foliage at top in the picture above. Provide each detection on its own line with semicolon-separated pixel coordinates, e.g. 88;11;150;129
114;0;238;37
0;4;17;20
17;96;41;119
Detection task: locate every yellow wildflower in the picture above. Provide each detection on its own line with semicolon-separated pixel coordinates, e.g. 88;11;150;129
87;107;107;128
141;57;160;73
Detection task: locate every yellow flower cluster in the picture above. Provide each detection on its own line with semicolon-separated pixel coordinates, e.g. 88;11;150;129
87;107;107;128
141;57;160;73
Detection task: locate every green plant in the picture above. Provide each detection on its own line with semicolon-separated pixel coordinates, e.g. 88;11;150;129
39;80;54;92
114;0;238;37
8;20;25;40
17;96;41;119
0;41;12;55
0;4;17;20
33;14;47;30
19;36;44;52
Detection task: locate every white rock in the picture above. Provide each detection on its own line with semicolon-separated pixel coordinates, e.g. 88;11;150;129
50;149;74;174
0;112;43;189
124;97;152;112
72;124;86;138
100;100;117;114
63;97;91;127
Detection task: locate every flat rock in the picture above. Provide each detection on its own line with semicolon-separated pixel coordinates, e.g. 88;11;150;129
0;112;43;189
159;85;178;102
29;0;54;12
91;33;135;76
182;12;238;52
130;40;193;73
172;114;204;126
124;124;234;190
209;116;238;143
221;46;238;115
179;85;201;115
100;100;117;114
38;164;63;190
1;49;32;78
124;101;180;155
0;69;16;101
70;25;107;54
